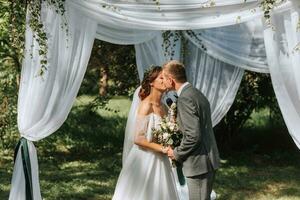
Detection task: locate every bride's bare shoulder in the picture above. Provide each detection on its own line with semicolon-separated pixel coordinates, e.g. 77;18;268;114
138;98;153;116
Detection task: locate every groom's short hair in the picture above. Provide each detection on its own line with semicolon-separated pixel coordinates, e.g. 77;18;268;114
163;60;187;83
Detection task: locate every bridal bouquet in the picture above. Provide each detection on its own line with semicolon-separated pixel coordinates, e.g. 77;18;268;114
152;101;182;148
153;99;185;185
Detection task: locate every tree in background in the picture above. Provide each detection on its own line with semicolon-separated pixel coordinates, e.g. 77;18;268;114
80;40;139;98
2;0;26;69
0;1;22;148
214;71;284;150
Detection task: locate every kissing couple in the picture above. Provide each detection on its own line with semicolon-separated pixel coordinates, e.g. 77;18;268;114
112;60;220;200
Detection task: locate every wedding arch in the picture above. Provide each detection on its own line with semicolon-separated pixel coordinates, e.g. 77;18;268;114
9;1;300;199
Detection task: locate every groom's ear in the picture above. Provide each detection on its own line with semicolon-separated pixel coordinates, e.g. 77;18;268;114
171;79;176;86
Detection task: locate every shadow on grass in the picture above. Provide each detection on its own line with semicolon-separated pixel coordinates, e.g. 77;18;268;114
37;105;125;199
1;103;300;200
0;104;125;200
215;149;300;200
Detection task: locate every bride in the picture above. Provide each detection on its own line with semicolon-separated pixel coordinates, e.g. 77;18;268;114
112;66;182;200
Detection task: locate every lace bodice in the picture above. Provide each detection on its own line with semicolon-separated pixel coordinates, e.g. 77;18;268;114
135;113;162;142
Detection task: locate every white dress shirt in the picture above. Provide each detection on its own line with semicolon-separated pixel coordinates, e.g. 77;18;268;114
176;82;190;97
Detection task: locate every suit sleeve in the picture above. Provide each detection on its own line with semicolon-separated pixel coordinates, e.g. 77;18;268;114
174;96;201;163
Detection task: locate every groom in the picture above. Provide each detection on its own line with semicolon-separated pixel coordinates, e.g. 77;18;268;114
162;60;220;200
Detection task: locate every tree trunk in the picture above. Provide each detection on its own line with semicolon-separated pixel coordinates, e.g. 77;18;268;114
99;65;108;96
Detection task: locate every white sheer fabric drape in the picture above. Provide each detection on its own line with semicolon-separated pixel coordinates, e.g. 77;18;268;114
122;86;141;165
9;3;97;200
183;20;269;73
184;41;244;127
264;1;300;148
95;24;158;45
135;33;166;79
68;0;292;30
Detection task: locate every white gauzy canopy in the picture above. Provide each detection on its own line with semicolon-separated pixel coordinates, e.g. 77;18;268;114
9;1;300;200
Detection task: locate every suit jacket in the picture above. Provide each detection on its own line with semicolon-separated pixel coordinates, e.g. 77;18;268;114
173;84;220;177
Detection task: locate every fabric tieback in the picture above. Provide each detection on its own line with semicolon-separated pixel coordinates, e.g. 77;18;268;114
14;137;33;200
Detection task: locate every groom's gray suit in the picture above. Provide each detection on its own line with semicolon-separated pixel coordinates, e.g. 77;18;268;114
174;83;220;200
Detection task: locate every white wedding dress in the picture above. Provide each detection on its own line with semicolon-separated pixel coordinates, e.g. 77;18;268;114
112;113;183;200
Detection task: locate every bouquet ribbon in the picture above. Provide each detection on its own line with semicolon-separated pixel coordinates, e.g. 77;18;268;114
174;161;186;186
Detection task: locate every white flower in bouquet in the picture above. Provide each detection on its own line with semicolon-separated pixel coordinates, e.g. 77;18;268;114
169;123;175;131
163;132;169;140
173;124;179;132
161;121;167;130
170;102;177;110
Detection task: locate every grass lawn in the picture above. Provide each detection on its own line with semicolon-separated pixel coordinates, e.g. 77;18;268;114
1;96;300;200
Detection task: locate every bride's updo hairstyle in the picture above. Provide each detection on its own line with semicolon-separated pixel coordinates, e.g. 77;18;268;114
139;66;162;100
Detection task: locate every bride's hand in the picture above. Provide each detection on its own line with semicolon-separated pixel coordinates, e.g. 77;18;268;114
161;146;169;154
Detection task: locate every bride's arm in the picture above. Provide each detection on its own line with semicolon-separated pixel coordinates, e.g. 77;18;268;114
134;137;167;154
134;101;168;154
133;115;167;154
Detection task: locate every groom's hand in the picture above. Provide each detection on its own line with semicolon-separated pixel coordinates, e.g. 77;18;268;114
167;148;176;160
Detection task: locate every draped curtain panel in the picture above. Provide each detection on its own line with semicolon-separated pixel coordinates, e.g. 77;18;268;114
183;20;269;73
68;0;291;30
9;3;97;200
9;0;300;199
184;41;244;127
135;33;167;80
95;24;158;45
264;0;300;148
